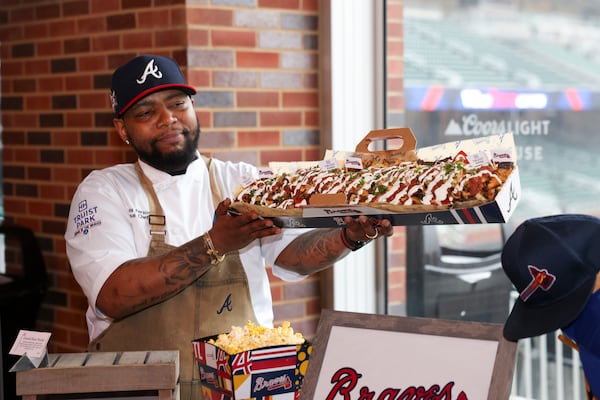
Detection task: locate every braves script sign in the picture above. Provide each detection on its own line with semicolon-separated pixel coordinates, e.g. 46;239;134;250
300;310;517;400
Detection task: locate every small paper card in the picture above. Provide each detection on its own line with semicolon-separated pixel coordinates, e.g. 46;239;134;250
9;330;51;370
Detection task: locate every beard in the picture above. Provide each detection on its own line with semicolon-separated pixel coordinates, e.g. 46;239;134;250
133;117;200;174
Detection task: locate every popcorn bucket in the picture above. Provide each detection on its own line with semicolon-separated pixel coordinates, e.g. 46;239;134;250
192;337;311;399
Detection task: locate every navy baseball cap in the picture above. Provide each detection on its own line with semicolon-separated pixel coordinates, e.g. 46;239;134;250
502;214;600;341
563;290;600;399
110;54;197;118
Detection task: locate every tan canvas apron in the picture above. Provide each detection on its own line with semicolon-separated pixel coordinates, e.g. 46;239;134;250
90;158;258;399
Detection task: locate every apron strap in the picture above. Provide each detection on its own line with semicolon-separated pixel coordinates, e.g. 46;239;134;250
201;155;223;208
134;162;167;245
135;157;223;246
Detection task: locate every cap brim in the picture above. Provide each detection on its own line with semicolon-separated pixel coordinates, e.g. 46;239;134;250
503;277;595;341
117;84;197;117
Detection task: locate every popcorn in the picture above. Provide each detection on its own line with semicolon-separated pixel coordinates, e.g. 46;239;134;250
208;321;305;354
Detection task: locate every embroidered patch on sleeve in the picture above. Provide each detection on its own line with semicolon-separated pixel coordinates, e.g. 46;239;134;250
73;200;101;236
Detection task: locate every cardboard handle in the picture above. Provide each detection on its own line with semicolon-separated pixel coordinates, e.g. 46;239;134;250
355;128;417;154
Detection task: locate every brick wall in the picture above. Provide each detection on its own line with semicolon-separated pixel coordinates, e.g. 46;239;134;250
0;0;322;353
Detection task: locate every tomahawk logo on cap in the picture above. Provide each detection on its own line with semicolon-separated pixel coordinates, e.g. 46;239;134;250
110;54;197;118
519;265;556;302
502;214;600;341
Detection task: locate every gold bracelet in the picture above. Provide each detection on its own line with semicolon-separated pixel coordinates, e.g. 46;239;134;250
203;232;225;265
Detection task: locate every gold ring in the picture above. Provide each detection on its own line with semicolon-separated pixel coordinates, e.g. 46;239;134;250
365;230;378;240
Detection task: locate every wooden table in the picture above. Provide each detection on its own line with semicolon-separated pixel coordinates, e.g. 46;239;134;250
15;351;179;400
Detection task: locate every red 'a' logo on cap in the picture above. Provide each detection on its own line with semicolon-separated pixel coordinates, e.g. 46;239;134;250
520;265;556;302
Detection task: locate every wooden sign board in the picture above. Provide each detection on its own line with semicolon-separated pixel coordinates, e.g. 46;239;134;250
300;310;517;400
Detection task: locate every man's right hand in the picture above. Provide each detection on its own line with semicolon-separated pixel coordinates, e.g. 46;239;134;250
209;198;281;254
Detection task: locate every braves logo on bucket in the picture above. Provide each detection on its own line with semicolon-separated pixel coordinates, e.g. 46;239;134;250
519;265;556;302
253;374;293;392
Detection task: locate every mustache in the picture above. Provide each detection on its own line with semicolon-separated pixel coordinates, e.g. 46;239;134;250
150;127;188;146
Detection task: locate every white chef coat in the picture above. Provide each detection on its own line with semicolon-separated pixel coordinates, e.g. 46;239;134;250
64;153;306;341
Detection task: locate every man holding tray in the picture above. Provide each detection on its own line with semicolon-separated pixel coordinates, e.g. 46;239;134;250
64;54;393;398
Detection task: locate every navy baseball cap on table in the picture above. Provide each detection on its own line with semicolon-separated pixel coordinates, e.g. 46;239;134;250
502;214;600;341
110;54;197;118
563;290;600;399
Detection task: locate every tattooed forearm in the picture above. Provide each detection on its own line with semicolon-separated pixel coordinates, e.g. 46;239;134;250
276;228;350;275
97;235;216;319
159;240;212;284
